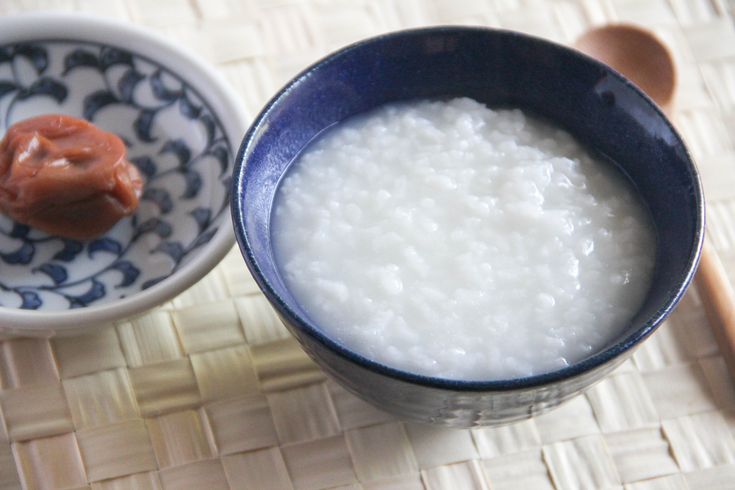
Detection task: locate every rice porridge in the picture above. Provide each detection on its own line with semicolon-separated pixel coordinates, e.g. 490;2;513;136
272;98;656;381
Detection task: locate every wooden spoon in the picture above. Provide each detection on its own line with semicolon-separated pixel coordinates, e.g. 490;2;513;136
575;24;676;115
575;25;735;381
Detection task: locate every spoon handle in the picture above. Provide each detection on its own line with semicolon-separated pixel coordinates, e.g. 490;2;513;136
695;237;735;382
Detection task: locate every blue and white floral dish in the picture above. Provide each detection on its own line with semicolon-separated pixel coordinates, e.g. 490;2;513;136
0;13;246;335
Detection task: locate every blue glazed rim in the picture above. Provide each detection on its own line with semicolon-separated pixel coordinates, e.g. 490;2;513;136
232;26;705;392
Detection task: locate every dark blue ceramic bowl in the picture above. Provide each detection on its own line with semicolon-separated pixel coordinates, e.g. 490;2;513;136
232;27;704;427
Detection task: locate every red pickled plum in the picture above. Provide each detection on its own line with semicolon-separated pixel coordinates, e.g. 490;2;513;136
0;114;143;240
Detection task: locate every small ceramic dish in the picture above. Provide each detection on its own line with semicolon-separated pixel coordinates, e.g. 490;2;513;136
232;27;704;426
0;13;246;335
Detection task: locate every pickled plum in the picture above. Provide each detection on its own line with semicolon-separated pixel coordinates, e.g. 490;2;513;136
0;114;143;240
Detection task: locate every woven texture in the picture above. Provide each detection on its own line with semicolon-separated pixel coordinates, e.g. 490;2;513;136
1;0;735;489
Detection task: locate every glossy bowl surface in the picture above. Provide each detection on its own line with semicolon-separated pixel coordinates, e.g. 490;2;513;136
0;13;246;335
233;27;704;426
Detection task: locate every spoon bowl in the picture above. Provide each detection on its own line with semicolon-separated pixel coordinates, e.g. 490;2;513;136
575;24;676;113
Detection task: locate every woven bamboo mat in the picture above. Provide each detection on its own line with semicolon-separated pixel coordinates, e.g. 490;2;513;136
1;0;735;489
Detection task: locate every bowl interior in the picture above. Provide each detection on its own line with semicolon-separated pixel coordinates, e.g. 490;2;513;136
235;27;703;386
0;39;234;312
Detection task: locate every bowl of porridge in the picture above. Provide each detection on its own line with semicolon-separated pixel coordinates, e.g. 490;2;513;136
232;27;704;426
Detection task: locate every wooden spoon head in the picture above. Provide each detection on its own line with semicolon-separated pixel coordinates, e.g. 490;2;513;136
575;24;677;114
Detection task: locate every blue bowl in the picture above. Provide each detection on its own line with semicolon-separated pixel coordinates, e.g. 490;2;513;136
232;27;704;426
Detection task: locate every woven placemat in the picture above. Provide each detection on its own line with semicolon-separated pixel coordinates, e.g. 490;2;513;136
1;0;735;489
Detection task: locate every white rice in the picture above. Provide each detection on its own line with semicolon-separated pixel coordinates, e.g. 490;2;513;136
272;97;656;381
